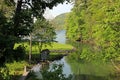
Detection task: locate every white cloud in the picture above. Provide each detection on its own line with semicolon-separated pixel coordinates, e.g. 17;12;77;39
43;2;73;20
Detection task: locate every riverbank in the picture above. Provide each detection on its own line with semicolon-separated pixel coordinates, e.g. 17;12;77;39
0;42;74;80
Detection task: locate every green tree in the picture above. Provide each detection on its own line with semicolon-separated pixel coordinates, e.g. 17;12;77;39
32;18;56;53
0;0;71;64
65;0;89;41
0;10;16;63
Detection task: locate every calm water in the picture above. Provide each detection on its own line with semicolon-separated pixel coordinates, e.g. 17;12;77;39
53;57;119;80
65;56;119;80
55;30;66;44
53;30;119;80
49;57;72;77
50;55;119;80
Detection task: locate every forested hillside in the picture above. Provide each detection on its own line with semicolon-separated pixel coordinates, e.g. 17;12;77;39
50;13;68;30
65;0;120;60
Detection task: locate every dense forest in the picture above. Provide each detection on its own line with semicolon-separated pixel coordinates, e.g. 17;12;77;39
65;0;120;60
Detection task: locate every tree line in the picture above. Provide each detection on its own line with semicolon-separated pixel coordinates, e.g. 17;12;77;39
65;0;120;60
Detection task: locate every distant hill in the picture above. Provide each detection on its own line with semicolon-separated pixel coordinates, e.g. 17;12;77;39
50;13;68;30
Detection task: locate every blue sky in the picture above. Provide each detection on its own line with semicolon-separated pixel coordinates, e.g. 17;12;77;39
44;2;73;19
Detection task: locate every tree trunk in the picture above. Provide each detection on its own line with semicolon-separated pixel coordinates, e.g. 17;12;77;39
14;0;23;36
39;42;43;53
29;33;32;63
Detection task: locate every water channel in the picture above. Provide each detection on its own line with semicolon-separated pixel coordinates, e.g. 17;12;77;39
53;30;120;80
33;30;120;80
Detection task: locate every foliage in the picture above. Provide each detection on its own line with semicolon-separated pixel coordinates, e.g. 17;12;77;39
5;61;28;75
65;0;120;60
0;0;70;65
0;0;71;79
0;10;16;64
41;64;72;80
32;18;56;52
0;67;11;80
67;41;102;61
13;45;26;61
50;13;68;30
0;61;28;80
26;64;72;80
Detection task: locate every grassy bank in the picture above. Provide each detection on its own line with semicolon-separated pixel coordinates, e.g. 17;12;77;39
14;42;73;53
14;42;74;62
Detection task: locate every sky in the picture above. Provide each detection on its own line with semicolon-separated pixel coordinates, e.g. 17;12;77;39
43;2;73;20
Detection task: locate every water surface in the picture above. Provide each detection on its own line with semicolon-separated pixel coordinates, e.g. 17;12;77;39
35;30;120;80
53;30;119;80
55;30;66;44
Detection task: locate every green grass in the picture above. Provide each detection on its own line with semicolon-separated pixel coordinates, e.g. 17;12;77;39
14;42;74;54
0;61;30;80
14;42;74;62
5;61;29;75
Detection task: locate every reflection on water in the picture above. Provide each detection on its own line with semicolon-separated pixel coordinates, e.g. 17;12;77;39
34;30;120;80
71;74;117;80
66;56;118;80
49;57;72;77
50;55;119;80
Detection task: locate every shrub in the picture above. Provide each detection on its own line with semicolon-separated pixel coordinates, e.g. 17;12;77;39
0;67;12;80
13;45;26;61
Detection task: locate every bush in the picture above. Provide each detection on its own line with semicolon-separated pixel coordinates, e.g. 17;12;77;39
0;67;12;80
13;45;26;61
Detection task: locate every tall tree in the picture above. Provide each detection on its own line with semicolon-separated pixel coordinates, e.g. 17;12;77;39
32;18;56;53
13;0;71;37
0;0;71;64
